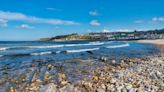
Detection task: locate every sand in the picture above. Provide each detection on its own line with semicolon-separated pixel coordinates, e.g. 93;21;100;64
137;39;164;45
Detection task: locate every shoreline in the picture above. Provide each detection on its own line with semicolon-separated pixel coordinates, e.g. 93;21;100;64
137;39;164;45
0;40;163;92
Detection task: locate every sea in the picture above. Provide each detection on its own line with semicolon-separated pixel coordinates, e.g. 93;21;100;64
0;41;160;90
0;41;159;65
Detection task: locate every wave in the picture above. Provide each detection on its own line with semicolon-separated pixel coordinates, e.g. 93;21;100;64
28;45;64;49
106;43;130;48
65;48;99;53
64;42;104;47
0;47;8;51
0;42;104;51
0;55;3;57
30;51;53;56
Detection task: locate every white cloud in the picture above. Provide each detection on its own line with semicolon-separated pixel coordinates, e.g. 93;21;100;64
134;20;143;23
0;19;8;27
90;20;101;26
89;11;99;16
18;24;34;29
0;11;79;25
102;29;110;32
152;17;164;22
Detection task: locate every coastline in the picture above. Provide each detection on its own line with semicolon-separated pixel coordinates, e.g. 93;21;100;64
0;40;163;92
38;40;164;92
137;39;164;45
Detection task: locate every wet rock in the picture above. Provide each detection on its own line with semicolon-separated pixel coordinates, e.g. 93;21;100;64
39;83;57;92
59;85;75;92
47;63;53;70
58;73;68;86
86;51;93;54
100;57;107;62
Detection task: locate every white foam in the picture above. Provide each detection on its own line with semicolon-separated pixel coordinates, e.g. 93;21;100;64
28;45;64;49
30;51;52;56
0;47;8;51
56;51;61;54
106;43;130;48
0;55;3;57
65;42;104;47
66;48;99;53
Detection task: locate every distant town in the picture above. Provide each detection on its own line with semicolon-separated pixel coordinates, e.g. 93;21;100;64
40;28;164;41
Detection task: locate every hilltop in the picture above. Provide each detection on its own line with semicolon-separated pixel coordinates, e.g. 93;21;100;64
40;28;164;42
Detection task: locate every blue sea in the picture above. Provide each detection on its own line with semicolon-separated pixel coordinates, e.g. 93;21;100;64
0;41;159;64
0;41;160;90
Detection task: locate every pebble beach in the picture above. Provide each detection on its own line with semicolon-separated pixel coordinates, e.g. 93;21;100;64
0;40;164;92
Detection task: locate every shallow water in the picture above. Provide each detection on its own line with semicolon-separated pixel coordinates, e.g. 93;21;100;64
0;41;160;91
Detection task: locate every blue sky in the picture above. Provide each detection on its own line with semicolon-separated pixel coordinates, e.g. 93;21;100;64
0;0;164;41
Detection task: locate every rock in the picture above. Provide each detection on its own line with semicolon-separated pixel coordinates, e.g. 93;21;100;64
82;81;93;91
31;64;35;67
59;85;75;92
100;57;107;62
92;76;98;81
121;88;127;92
86;51;93;54
112;60;116;64
47;63;53;70
39;83;57;92
58;73;67;82
136;88;143;92
101;84;106;90
126;84;132;90
156;71;162;78
110;78;116;84
97;88;105;92
60;80;68;86
128;88;135;92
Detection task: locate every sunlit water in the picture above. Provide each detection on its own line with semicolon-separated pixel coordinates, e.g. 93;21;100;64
0;41;160;84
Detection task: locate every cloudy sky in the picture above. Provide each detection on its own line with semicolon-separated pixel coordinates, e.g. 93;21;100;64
0;0;164;41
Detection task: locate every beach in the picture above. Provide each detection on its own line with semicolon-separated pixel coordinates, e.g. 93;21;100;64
137;39;164;45
38;40;164;92
0;40;163;92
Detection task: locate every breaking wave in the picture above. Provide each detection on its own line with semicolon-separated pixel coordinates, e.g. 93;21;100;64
0;47;8;51
65;48;100;53
0;55;4;57
30;51;53;56
106;43;130;48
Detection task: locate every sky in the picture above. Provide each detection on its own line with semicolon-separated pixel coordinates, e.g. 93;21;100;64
0;0;164;41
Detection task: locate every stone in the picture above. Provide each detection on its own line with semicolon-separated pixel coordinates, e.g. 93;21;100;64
121;88;127;92
39;83;57;92
136;88;143;92
128;88;135;92
112;60;116;64
110;78;116;84
97;88;105;92
86;51;93;54
92;76;98;81
126;84;132;90
100;57;107;62
59;85;74;92
58;73;67;83
47;63;53;70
